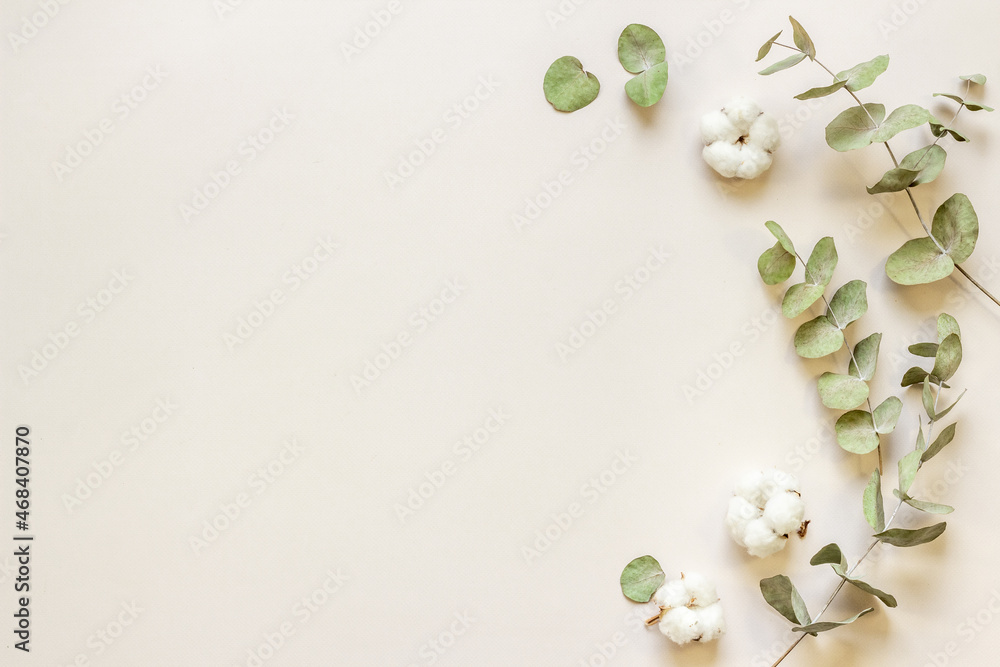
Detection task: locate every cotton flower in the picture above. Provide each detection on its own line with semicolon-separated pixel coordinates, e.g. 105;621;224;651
652;572;725;645
701;96;780;179
726;468;805;557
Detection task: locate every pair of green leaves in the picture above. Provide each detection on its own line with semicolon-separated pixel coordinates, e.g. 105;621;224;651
902;314;964;387
544;24;668;112
619;555;665;603
810;543;897;607
886;193;979;285
794;54;890;100
865;470;948;545
760;572;873;635
826;103;939;152
756;16;815;75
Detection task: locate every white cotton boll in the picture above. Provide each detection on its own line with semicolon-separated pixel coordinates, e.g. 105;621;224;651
733;470;767;508
700;109;741;144
659;606;702;644
723;96;762;132
653;580;689;609
682;572;718;607
697;601;726;641
743;517;786;558
701;142;741;178
725;495;759;546
747;113;781;152
735;146;773;179
761;468;801;500
763;491;806;536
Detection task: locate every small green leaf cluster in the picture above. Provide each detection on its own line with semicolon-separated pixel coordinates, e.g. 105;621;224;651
758;222;900;455
756;16;993;292
544;24;669;112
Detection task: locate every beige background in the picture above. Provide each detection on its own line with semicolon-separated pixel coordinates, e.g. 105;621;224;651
2;1;999;665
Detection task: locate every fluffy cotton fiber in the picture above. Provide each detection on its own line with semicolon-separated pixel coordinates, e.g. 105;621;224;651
652;572;725;645
701;96;780;179
726;468;805;557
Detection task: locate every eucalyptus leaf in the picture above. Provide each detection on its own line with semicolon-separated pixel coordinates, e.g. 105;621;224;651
845;578;897;608
873;396;903;434
795;80;848;100
932;92;965;104
922;377;936;419
931;333;962;382
960;73;987;85
619;555;665;602
873;104;937;143
783;283;826;318
931;193;979;264
922;422;957;462
874;522;947;547
805;237;838;286
795;317;845;358
788;16;815;59
618;24;666;74
901;367;930;387
937;313;961;342
793;608;873;634
867;167;922;195
836;410;879;454
930;123;970;142
759;52;807;76
826;104;886;151
625;62;670;107
898;449;922;495
964;101;994;112
897;491;954;514
885;237;954;285
902;144;947;186
931;389;966;422
916;423;927;452
759;242;797;285
766;220;796;254
757;30;783;62
817;372;870;410
760;574;811;625
810;543;847;572
544;57;601;112
908;343;938;358
863;468;885;532
826;280;867;329
849;333;881;381
835;55;890;92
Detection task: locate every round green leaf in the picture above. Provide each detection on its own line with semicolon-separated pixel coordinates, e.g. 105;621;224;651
826;104;885;152
795;316;845;358
867;167;922;195
835;55;889;92
620;555;665;603
849;332;882;381
886;237;954;285
625;62;669;107
903;145;947;186
760;575;811;625
782;283;825;318
618;24;666;74
826;280;867;329
804;237;838;286
873;396;903;434
544;56;600;112
836;410;879;454
960;73;987;85
937;313;961;342
759;242;796;285
765;221;796;255
873;104;937;143
931;193;979;264
931;333;962;382
817;372;869;410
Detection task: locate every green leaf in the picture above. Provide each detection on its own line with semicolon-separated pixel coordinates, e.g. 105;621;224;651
805;237;838;286
873;396;903;434
544;57;600;112
835;55;890;92
909;343;938;357
845;579;897;608
916;422;927;452
863;469;885;532
897;491;954;514
960;73;987;85
836;410;879;454
922;377;936;418
901;367;929;387
885;237;953;285
875;522;947;547
867;167;922;195
922;422;957;462
933;92;965;104
783;284;825;318
795;80;848;100
625;62;669;107
898;449;922;495
759;242;797;285
620;555;665;602
795;317;845;358
794;608;874;634
757;30;783;62
817;373;870;410
867;144;948;194
931;333;962;382
760;575;811;625
759;52;807;76
826;280;867;329
810;543;847;573
766;221;796;254
930;123;970;142
964;101;994;112
932;390;966;423
618;24;666;74
931;193;979;264
849;333;881;381
826;104;886;151
873;105;937;143
788;16;815;59
937;313;961;342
